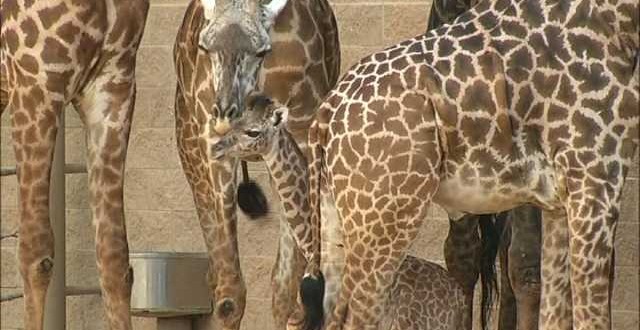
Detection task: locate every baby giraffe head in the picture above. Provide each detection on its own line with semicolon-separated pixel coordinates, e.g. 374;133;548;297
211;94;289;160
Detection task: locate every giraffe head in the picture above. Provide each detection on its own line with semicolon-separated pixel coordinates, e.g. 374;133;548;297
211;94;288;159
198;0;289;135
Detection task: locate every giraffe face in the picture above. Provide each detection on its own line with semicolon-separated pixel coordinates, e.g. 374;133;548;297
199;0;288;128
211;95;289;160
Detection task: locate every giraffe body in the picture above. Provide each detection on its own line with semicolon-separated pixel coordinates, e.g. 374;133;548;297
304;0;639;328
211;96;469;330
1;0;149;329
173;0;340;328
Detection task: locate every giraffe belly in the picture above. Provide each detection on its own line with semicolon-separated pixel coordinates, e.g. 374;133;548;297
433;178;531;216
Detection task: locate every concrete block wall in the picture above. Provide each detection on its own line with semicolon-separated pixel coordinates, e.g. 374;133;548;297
1;0;638;329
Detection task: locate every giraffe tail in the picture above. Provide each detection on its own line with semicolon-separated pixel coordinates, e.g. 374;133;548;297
478;214;502;330
237;160;269;219
299;118;327;330
300;271;325;330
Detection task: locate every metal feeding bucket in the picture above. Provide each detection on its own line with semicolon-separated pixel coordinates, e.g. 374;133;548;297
130;252;212;317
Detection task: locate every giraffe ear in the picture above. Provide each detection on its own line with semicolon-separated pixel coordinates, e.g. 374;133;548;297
270;106;289;127
262;0;289;29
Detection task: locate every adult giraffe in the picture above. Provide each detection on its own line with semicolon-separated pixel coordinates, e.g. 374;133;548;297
172;0;340;328
1;0;149;329
301;0;639;329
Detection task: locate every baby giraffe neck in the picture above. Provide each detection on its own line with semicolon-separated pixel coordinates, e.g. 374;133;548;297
264;129;309;215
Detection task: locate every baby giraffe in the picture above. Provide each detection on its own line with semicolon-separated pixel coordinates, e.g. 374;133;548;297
212;95;468;330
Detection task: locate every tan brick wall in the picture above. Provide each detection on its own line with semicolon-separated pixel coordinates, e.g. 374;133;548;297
1;1;638;329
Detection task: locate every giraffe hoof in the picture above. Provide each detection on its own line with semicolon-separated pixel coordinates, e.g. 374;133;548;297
216;298;236;318
237;180;269;219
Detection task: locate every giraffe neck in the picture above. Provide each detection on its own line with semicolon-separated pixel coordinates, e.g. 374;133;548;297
263;128;315;263
264;128;310;215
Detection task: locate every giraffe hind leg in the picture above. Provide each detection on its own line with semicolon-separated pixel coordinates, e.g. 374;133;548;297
11;84;62;330
326;192;432;329
74;75;136;330
444;216;480;330
507;205;541;330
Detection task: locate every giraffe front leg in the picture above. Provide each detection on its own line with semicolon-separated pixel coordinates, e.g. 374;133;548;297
12;94;61;330
272;220;307;329
209;159;248;330
564;169;624;330
175;91;247;330
1;54;8;116
539;208;572;330
77;78;136;330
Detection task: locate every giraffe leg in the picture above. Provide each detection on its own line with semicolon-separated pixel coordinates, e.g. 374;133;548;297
175;90;246;330
1;56;8;116
444;216;480;330
74;76;136;329
326;193;430;330
507;206;541;330
271;221;306;328
12;89;61;330
497;216;517;330
564;165;623;330
539;208;572;330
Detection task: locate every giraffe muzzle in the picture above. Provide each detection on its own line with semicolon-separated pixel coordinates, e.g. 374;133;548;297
214;117;232;135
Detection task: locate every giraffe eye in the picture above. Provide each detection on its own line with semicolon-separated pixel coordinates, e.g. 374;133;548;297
245;130;261;138
256;48;271;58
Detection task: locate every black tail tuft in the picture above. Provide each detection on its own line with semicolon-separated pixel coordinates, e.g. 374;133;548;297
237;180;269;219
300;272;325;330
237;161;269;219
479;214;502;330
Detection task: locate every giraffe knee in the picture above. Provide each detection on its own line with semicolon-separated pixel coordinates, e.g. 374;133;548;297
511;265;541;295
22;256;55;289
216;298;236;318
38;257;54;274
